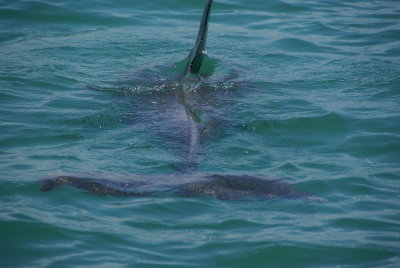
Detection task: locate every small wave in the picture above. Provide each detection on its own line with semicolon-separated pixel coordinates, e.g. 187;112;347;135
262;53;301;63
241;119;279;135
337;132;400;161
0;0;141;27
271;38;339;54
329;217;399;232
0;133;83;149
280;112;351;134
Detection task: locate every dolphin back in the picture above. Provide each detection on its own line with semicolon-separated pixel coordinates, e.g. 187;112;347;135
185;0;213;75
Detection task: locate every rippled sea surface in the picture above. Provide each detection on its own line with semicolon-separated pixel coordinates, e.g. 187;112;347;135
1;0;400;267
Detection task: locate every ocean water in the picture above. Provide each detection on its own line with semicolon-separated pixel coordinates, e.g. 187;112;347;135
1;0;400;267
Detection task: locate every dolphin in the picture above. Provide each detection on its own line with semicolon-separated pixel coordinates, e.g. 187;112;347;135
176;0;213;167
39;0;321;201
136;0;214;169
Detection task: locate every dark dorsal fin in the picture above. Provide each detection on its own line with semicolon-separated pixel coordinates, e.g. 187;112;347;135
184;0;213;75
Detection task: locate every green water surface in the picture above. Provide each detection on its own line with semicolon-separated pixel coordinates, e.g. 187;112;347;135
1;0;400;267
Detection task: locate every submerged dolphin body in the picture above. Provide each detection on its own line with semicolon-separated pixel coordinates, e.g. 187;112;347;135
146;0;214;169
177;0;214;167
40;174;319;201
40;0;320;201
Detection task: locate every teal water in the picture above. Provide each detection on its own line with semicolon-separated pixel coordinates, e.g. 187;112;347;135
1;0;400;267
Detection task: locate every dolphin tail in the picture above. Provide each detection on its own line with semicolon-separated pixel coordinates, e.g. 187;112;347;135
185;0;213;75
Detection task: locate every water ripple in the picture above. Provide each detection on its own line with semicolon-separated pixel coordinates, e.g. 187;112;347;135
1;0;400;267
